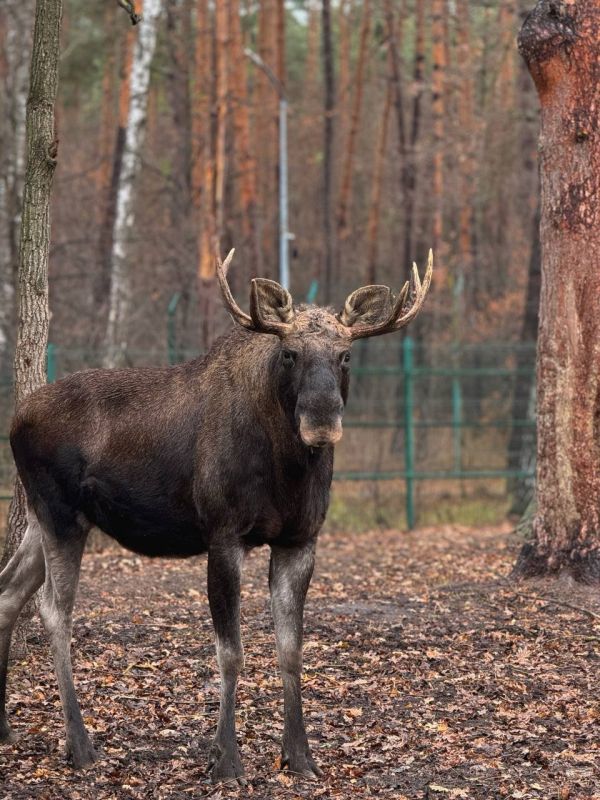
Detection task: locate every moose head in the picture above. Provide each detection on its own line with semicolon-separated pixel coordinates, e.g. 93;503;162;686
217;249;433;448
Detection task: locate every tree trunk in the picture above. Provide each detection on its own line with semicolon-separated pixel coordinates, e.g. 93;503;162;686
96;16;136;318
321;0;335;304
229;0;259;279
0;0;34;365
431;0;446;265
507;205;540;515
366;75;392;285
104;0;162;368
1;0;62;567
335;0;370;251
513;0;600;583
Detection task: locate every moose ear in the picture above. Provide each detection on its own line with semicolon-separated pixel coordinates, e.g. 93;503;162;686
339;285;393;327
250;278;295;324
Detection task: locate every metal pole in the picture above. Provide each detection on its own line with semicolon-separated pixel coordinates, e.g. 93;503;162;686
452;375;463;473
167;292;181;365
403;336;415;529
279;97;289;291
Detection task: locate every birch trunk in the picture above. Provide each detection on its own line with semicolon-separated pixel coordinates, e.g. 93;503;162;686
104;0;162;368
2;0;62;565
514;0;600;583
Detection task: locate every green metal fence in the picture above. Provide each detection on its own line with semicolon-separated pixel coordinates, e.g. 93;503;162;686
0;338;536;527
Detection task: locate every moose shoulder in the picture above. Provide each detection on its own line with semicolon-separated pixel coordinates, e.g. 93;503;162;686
1;249;432;782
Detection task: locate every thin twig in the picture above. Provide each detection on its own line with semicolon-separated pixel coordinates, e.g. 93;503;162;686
116;0;142;25
509;589;600;622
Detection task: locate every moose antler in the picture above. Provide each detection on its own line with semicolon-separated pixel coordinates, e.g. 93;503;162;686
342;250;433;340
216;249;295;336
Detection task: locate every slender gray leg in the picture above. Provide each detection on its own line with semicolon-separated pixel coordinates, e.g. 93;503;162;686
0;514;45;743
38;530;96;769
206;543;245;783
269;542;322;778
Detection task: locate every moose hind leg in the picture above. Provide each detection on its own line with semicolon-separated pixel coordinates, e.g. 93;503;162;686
207;544;245;784
269;543;322;778
39;525;97;769
0;513;45;743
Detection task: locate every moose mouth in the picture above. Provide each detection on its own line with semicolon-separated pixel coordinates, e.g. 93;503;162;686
298;416;343;448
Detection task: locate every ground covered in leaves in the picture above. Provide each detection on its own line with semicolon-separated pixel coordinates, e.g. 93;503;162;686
1;524;599;799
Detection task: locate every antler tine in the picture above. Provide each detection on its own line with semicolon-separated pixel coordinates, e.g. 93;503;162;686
394;248;433;328
216;249;254;329
348;250;433;340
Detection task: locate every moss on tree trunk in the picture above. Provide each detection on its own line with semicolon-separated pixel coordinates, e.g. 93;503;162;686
514;0;600;583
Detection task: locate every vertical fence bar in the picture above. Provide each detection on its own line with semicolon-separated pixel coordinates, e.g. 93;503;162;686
167;292;181;366
46;343;56;383
403;336;415;529
452;376;462;472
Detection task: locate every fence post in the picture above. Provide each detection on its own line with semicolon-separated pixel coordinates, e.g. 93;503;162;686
452;375;463;472
46;343;57;383
167;292;181;365
403;336;415;529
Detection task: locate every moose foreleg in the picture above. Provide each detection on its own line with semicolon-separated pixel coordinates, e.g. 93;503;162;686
269;543;322;779
207;543;245;784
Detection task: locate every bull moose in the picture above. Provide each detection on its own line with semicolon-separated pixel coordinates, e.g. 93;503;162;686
0;250;432;782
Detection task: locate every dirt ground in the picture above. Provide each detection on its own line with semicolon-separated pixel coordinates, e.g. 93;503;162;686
0;524;598;800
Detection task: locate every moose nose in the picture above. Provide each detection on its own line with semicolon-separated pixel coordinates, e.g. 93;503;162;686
298;415;343;448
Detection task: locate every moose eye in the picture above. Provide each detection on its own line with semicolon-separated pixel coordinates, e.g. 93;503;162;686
341;351;351;366
282;349;296;367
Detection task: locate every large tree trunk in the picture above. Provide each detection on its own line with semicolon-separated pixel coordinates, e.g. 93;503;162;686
514;0;600;583
104;0;162;368
1;0;62;566
0;0;34;366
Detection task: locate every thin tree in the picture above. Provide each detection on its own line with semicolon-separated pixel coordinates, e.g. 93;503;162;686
229;0;259;278
96;13;136;316
335;0;370;258
321;0;335;303
104;0;163;368
514;0;600;582
0;0;34;362
366;76;392;285
1;0;62;566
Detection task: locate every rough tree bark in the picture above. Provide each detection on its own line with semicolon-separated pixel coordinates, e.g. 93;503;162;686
104;0;162;368
514;0;600;583
96;13;136;317
321;0;335;304
335;0;370;255
1;0;62;566
0;0;34;364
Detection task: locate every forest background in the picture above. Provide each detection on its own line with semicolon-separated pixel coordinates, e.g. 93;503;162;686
0;0;540;527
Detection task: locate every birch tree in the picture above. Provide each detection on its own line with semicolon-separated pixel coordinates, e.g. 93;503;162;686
104;0;163;368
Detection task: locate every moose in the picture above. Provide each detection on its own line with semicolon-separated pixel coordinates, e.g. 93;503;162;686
0;249;432;782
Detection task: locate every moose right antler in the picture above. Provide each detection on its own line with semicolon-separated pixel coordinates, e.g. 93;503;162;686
216;249;296;337
340;249;433;340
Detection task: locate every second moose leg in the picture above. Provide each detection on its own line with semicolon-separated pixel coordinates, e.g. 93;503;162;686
269;542;322;778
38;519;96;769
207;542;245;783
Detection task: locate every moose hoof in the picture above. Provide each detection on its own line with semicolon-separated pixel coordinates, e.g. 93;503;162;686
208;742;246;785
281;748;323;780
0;720;17;744
67;737;99;770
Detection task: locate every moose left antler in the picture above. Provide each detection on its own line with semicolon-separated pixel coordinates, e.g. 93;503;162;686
340;249;434;339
